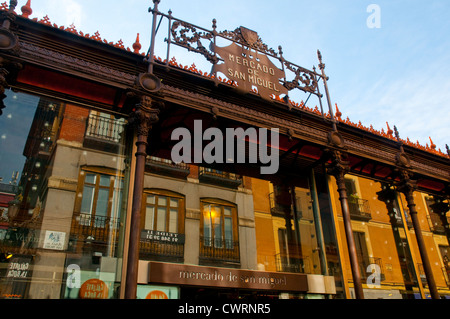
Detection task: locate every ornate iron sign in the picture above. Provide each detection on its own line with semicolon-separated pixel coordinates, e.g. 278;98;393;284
213;41;288;99
147;1;327;105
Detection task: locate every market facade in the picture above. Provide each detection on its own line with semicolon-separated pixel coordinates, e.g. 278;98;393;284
0;0;449;299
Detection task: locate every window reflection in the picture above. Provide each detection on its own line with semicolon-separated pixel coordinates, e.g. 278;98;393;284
0;90;130;299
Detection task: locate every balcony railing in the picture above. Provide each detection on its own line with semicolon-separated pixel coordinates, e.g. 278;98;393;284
139;240;184;262
427;213;446;234
84;114;126;152
146;156;190;179
71;214;120;238
85;114;125;142
274;253;311;274
69;214;121;253
199;236;240;264
348;197;372;221
268;192;302;217
198;168;242;188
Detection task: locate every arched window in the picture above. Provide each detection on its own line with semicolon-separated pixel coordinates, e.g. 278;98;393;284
200;198;239;263
142;189;185;235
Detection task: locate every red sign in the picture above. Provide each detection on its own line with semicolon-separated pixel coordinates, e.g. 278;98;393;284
146;290;168;299
79;279;109;299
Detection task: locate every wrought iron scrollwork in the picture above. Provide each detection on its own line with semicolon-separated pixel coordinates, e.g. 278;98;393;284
170;20;217;63
283;61;319;95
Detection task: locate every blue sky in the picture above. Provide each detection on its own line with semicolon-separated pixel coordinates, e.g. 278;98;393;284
29;0;450;152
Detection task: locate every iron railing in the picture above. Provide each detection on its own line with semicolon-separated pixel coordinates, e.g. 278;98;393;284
71;213;120;243
268;192;302;217
200;236;240;263
348;197;372;220
139;240;184;261
274;253;311;273
199;167;241;181
198;167;242;188
85;113;125;143
427;213;446;234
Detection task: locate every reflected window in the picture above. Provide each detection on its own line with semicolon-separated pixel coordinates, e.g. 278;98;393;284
143;190;185;234
201;199;237;250
76;168;123;228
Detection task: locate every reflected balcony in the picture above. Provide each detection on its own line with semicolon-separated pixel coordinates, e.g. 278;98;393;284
268;192;302;218
198;168;242;189
427;212;447;234
83;113;126;153
139;240;185;263
348;197;372;221
275;253;311;274
199;235;240;265
69;213;121;255
145;156;190;179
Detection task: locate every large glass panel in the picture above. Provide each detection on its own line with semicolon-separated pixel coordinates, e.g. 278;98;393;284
253;171;346;297
212;206;222;248
203;205;212;246
145;206;155;230
156;207;166;231
0;90;131;299
169;208;178;233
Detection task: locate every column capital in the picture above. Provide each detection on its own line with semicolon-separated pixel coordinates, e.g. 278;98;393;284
325;149;350;183
394;168;417;198
128;95;160;137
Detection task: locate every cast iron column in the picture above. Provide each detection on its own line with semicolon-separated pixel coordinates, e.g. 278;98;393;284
397;170;440;299
125;95;159;299
327;149;364;299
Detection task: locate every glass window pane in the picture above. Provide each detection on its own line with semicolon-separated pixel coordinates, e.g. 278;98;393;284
169;208;178;233
156;207;166;231
85;173;96;184
203;205;212;246
225;217;233;249
80;185;95;214
145;206;155;230
99;174;111;187
147;195;155;204
213;207;222;248
224;207;232;216
170;198;179;207
95;188;109;228
158;196;167;206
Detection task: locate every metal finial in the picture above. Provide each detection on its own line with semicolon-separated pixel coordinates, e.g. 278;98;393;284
212;18;217;30
393;125;400;141
9;0;17;11
317;49;325;71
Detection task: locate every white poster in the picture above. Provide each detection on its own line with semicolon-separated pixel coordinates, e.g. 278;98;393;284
43;230;66;250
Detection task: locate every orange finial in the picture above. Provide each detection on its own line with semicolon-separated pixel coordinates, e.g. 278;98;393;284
335;103;342;118
21;0;32;18
133;33;141;54
429;137;436;149
386;122;393;136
